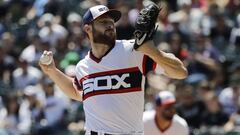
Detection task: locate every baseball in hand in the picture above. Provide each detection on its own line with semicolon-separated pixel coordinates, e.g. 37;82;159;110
40;54;52;65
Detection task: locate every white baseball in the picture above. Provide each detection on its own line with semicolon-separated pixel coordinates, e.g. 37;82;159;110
40;54;52;65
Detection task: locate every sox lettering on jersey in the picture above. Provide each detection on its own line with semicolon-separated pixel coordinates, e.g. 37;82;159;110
79;67;143;100
83;73;131;95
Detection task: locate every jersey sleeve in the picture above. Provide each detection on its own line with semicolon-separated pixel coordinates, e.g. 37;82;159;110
73;76;82;91
72;63;84;91
129;40;165;76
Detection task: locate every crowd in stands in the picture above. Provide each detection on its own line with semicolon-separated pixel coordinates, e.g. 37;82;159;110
0;0;240;135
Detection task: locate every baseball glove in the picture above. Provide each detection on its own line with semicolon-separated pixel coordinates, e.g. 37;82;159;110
133;3;160;49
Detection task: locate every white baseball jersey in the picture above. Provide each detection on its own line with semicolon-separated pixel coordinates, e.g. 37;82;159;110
143;110;189;135
73;40;164;134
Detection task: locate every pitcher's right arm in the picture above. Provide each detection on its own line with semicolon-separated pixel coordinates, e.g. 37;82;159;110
39;51;82;101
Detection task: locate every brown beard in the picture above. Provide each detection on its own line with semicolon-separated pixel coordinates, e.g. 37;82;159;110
92;24;116;47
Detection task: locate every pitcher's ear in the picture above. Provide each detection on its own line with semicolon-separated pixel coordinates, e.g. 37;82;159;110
83;24;91;33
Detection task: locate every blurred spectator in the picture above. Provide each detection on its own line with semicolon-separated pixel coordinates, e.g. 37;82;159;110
63;63;85;134
38;13;68;48
230;13;240;47
0;32;19;88
1;32;20;59
0;46;16;89
145;71;170;110
128;0;143;26
18;85;43;134
168;33;189;61
210;13;233;52
66;12;90;60
186;34;222;84
201;91;229;127
166;0;178;11
163;9;190;48
33;77;69;135
68;32;90;58
226;13;240;62
230;13;240;46
64;65;76;77
44;0;64;16
154;1;170;45
12;58;42;91
143;90;189;135
224;96;240;132
219;64;240;115
199;3;214;37
67;99;85;135
20;34;43;66
0;96;7;134
1;94;21;135
31;0;49;17
0;2;9;35
177;0;204;35
198;92;230;135
60;51;80;70
176;84;206;129
226;0;240;19
195;80;213;100
67;12;82;35
116;4;135;39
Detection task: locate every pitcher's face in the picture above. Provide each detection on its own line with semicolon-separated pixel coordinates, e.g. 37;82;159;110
92;16;116;46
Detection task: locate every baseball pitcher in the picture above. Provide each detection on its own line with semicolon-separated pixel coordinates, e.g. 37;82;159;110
39;3;187;135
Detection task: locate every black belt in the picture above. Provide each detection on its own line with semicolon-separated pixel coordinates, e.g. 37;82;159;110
90;131;112;135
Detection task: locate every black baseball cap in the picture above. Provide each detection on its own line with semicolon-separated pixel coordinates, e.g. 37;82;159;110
83;5;121;25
